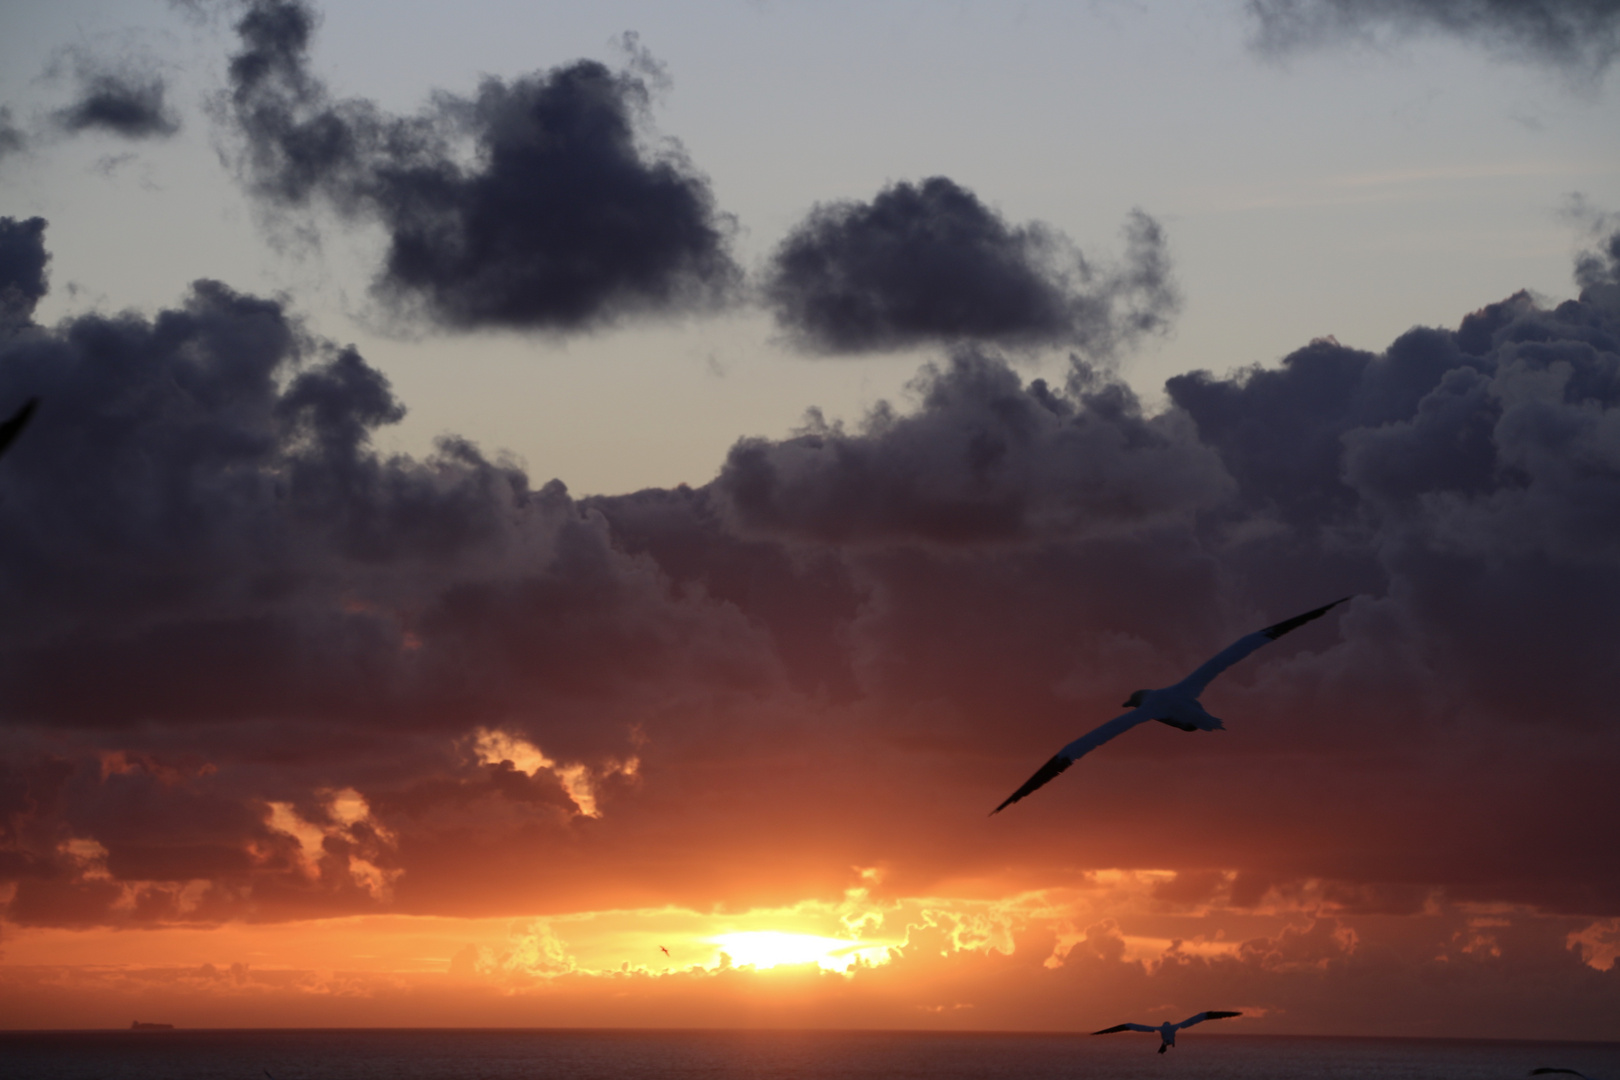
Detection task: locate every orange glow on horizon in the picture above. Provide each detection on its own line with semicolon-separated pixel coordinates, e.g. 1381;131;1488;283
2;867;1615;1035
709;931;896;972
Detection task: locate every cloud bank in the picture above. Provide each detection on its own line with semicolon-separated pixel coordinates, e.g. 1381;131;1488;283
221;0;739;331
764;178;1178;355
2;208;1618;1028
1248;0;1620;77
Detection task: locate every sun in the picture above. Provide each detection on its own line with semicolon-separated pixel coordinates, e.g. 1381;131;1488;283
710;931;892;972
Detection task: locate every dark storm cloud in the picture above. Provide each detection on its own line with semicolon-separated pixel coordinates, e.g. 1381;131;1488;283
53;61;181;140
0;216;50;329
1248;0;1620;76
1163;241;1620;734
1576;223;1620;295
713;349;1228;546
0;267;772;734
0;221;779;923
4;216;1620;930
764;177;1179;354
221;0;739;331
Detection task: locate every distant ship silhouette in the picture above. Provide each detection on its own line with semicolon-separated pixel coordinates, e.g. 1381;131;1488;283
131;1021;175;1030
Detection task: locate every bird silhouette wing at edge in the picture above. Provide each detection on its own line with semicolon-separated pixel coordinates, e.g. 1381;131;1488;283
1175;1010;1241;1030
991;710;1149;814
0;398;38;461
1093;1023;1157;1035
1172;598;1351;698
1530;1071;1591;1078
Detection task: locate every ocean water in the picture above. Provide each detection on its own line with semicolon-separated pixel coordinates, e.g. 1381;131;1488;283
2;1029;1618;1080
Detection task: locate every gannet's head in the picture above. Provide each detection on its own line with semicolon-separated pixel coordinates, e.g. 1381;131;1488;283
1123;689;1148;708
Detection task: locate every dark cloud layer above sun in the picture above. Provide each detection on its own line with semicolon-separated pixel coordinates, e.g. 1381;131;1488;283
764;178;1178;355
3;212;1619;947
221;0;739;332
1248;0;1620;76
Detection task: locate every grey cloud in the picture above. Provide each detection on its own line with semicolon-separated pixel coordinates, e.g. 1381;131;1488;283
1576;225;1620;300
222;0;739;331
1167;236;1620;731
764;177;1179;355
5;218;1620;926
54;64;181;140
0;107;25;162
1248;0;1620;76
0;270;774;740
714;349;1229;547
0;217;50;330
0;227;784;923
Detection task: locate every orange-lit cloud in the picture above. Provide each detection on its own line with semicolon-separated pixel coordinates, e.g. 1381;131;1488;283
3;865;1616;1035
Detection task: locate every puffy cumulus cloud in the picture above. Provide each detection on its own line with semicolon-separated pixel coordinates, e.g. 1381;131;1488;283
51;53;181;140
1164;251;1620;735
764;178;1178;355
267;787;401;900
469;728;639;818
713;349;1229;547
448;919;577;983
220;0;739;331
1577;219;1620;299
0;219;782;928
0;217;49;330
1569;917;1620;970
1247;0;1620;78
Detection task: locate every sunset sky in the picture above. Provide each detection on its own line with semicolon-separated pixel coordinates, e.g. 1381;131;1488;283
2;0;1619;1038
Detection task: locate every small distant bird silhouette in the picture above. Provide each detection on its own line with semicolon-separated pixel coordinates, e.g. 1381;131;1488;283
659;945;670;956
993;598;1350;813
1532;1070;1599;1079
1093;1010;1241;1053
0;398;38;461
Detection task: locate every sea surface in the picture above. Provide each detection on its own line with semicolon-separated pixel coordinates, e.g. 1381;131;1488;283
2;1029;1618;1080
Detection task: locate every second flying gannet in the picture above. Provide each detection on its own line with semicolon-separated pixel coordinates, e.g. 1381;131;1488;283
992;598;1350;814
1093;1010;1242;1053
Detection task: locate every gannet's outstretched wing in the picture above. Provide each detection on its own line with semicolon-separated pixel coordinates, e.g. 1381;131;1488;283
1092;1023;1157;1035
1531;1070;1592;1078
1174;1010;1241;1030
1171;598;1350;699
0;398;38;461
990;709;1150;814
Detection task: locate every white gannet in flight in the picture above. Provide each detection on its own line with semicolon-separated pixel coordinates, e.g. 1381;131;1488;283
1093;1010;1242;1053
993;597;1350;814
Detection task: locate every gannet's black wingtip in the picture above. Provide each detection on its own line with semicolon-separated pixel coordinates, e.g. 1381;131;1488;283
1205;1010;1242;1020
991;753;1072;815
1260;596;1352;641
1092;1024;1134;1035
